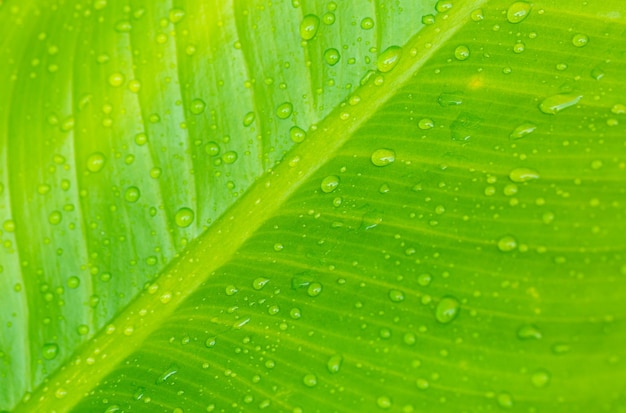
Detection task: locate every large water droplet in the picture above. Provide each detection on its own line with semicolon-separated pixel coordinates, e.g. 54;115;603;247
290;126;306;143
506;2;531;23
571;33;589;47
509;167;539;183
454;45;470;61
509;122;536;140
377;46;402;73
86;152;106;173
435;296;460;324
276;102;293;119
539;94;582;114
300;14;320;40
370;148;396;167
361;17;375;30
174;207;195;228
42;343;59;360
124;186;140;203
324;48;341;66
190;98;206;115
320;175;340;193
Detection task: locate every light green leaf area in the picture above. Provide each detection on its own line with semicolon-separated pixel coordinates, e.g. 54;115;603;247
1;0;625;412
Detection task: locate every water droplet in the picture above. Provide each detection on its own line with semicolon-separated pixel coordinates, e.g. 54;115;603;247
300;14;320;40
86;152;106;172
509;122;536;140
134;132;148;146
471;9;484;21
498;235;518;252
169;8;185;23
418;273;432;286
42;343;59;360
190;98;206;115
377;396;392;409
509;167;539;183
77;324;90;335
370;148;396;167
67;276;80;289
205;141;220;156
418;118;434;130
276;102;293;119
320;175;340;193
360;17;374;30
539;94;582;114
174;207;194;228
611;103;626;114
435;296;460;324
252;277;269;290
156;364;178;384
124;186;140;203
290;126;306;143
243;111;256;126
416;378;429;389
571;33;589;47
307;282;323;297
322;12;335;25
450;112;481;141
497;392;513;409
108;72;125;87
506;2;531;23
531;369;550;388
377;46;402;73
290;308;302;319
222;151;238;164
435;1;453;12
438;91;463;106
54;387;67;399
323;48;341;66
551;342;571;354
388;289;405;303
302;373;317;387
454;45;470;61
327;354;343;373
225;285;238;296
517;324;542;340
48;211;62;225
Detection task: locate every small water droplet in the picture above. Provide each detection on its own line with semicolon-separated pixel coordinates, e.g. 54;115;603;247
302;373;317;387
418;273;432;286
370;148;396;167
377;46;402;73
67;276;80;289
48;211;62;225
300;14;320;40
169;8;185;23
498;235;518;252
571;33;589;47
509;167;539;183
243;111;256;126
225;285;239;296
290;126;306;143
307;282;323;297
124;186;140;203
506;2;531;23
174;207;195;228
539;94;582;114
454;45;470;61
320;175;340;193
497;392;513;409
86;152;106;172
531;369;550;388
388;289;405;303
552;342;571;354
377;395;392;409
276;102;293;119
450;112;481;141
435;1;453;12
205;141;220;156
322;12;335;25
438;91;464;106
156;364;178;384
509;122;536;140
327;354;343;373
205;337;217;348
416;378;429;389
222;151;238;164
421;14;435;25
190;98;206;115
360;17;374;30
323;48;341;66
470;9;484;21
252;277;269;290
108;72;125;87
418;118;434;130
42;343;59;360
134;132;148;146
435;296;460;324
517;324;542;340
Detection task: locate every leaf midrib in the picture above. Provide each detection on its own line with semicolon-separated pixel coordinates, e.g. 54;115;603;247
12;2;487;411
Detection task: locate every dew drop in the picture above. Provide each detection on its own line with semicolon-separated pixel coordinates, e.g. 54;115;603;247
421;14;435;25
174;207;195;228
134;132;148;146
509;122;536;140
300;14;320;40
42;343;59;360
497;235;518;252
190;98;206;115
86;152;106;173
307;282;323;297
531;369;551;388
517;324;542;340
418;118;434;130
225;285;238;296
497;392;513;409
156;364;178;384
169;8;185;23
290;126;306;143
124;186;140;203
252;277;269;290
571;33;589;47
377;46;402;73
48;211;62;225
416;378;429;389
438;91;463;106
276;102;293;119
435;1;453;12
323;48;341;66
509;167;539;183
539;94;582;114
418;273;432;287
320;175;340;193
327;354;343;373
322;12;335;25
506;2;531;23
360;17;374;30
108;72;125;87
454;45;470;61
222;151;238;164
388;289;405;303
302;373;317;387
243;111;256;127
205;141;220;156
435;296;460;324
377;396;392;409
205;337;217;348
370;148;395;167
471;9;484;21
67;276;80;289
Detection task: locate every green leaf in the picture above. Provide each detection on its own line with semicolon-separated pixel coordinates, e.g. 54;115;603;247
2;0;625;412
